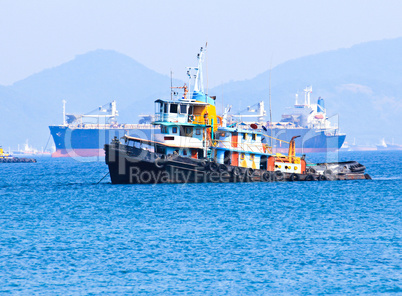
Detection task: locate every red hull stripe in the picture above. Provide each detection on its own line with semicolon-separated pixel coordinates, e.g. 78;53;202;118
52;149;105;158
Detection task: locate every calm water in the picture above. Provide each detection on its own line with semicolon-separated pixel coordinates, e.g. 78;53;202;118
0;151;401;295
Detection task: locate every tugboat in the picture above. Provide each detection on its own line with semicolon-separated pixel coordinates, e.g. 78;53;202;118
104;46;370;184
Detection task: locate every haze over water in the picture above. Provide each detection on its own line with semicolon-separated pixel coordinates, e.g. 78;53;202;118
0;151;400;294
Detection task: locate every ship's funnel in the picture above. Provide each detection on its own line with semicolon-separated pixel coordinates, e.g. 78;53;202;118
191;91;216;106
317;97;325;113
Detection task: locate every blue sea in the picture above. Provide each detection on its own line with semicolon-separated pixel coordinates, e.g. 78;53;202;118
0;151;401;295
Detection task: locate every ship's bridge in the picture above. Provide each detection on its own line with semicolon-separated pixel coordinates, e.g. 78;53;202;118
153;98;217;127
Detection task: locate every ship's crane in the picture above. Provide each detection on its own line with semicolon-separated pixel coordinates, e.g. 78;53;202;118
62;100;119;125
230;101;267;124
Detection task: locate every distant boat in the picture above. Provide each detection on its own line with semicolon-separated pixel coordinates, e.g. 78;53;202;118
0;146;12;158
348;138;376;151
1;146;37;163
376;138;402;151
340;141;350;151
12;140;51;156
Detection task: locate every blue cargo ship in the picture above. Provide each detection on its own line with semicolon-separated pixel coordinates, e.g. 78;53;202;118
49;101;158;157
233;87;346;153
267;87;345;153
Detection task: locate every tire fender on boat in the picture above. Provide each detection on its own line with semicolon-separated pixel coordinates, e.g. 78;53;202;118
208;162;219;172
246;168;254;177
155;158;165;169
318;174;327;181
305;174;315;181
218;164;228;173
289;173;299;182
199;160;208;169
231;166;240;176
307;167;316;174
262;171;271;182
275;170;284;181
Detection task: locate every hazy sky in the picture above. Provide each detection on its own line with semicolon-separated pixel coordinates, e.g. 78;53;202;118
1;0;402;87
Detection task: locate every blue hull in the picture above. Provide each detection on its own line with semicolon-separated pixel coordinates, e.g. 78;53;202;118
49;125;345;157
49;125;157;157
264;128;346;153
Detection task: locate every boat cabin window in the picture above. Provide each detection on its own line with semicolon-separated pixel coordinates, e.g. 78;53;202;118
180;104;187;114
243;133;247;140
188;105;194;115
156;146;166;154
161;126;168;134
183;149;188;156
159;103;164;114
172;127;178;134
180;126;193;137
196;128;201;135
164;103;169;113
170;103;178;113
252;134;257;141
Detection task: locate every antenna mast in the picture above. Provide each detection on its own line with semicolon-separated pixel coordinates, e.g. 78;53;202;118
269;62;273;148
187;45;206;93
62;100;66;126
170;70;173;100
205;42;208;95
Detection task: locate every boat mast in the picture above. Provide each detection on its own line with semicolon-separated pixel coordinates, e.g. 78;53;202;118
269;65;273;148
185;45;209;156
170;70;173;100
187;45;207;94
304;86;312;106
62;100;66;126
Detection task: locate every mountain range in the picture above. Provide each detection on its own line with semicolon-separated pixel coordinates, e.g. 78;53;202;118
211;37;402;146
1;38;401;149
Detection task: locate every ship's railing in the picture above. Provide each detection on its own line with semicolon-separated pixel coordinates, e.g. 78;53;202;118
264;135;290;144
68;123;157;129
154;113;212;126
323;128;340;136
212;139;273;154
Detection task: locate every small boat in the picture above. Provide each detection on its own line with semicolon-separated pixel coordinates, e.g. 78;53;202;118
104;46;370;184
376;138;402;151
0;146;12;158
0;146;37;163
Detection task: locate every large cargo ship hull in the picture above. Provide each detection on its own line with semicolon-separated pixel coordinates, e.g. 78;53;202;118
49;125;156;157
50;125;344;157
265;128;346;153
